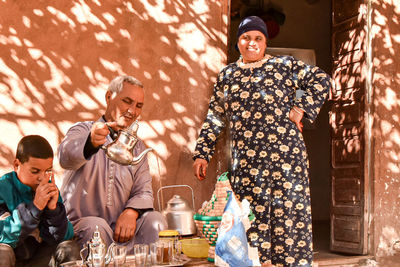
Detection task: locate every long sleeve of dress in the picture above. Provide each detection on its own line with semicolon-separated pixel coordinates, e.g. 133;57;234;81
193;70;227;162
291;60;331;123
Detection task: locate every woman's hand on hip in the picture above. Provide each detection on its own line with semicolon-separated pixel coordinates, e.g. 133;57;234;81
193;158;208;181
289;106;304;132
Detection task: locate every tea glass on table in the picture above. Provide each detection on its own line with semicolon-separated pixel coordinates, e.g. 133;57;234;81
112;245;127;267
149;242;164;265
134;244;149;267
172;240;182;263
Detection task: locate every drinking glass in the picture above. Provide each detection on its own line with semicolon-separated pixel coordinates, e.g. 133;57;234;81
134;244;148;267
149;242;164;265
112;245;127;267
172;240;182;263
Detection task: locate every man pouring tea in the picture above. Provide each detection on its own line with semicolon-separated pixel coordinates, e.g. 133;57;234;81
59;75;167;253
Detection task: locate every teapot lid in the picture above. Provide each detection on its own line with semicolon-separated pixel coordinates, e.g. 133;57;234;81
166;195;192;211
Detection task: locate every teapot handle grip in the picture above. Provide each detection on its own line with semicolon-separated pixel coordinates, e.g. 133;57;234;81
157;185;195;212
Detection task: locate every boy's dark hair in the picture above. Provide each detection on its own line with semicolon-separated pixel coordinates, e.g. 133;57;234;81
16;135;54;163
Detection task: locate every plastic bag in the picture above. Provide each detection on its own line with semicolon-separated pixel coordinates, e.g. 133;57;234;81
215;192;260;267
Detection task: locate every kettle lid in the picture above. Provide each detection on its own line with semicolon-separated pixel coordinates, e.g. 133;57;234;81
166;195;192;211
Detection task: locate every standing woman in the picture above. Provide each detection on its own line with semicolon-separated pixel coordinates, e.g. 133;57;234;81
193;16;331;266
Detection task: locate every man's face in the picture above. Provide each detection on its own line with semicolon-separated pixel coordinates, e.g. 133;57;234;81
104;83;144;131
14;157;53;191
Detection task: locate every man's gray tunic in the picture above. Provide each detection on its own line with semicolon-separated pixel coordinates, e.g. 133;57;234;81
59;117;164;249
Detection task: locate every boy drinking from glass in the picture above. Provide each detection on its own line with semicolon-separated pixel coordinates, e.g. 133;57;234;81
0;135;79;267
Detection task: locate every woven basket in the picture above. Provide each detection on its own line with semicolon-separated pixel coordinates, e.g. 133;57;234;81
193;214;221;262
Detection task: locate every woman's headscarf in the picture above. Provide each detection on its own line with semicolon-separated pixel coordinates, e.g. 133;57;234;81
237;16;269;40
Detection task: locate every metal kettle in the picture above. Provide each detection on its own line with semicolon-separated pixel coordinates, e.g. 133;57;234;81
101;120;152;165
157;185;197;236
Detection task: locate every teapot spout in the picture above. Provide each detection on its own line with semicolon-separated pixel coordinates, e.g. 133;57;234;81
131;148;153;165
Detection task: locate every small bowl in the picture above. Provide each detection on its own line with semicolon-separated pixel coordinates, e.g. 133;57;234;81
181;238;210;258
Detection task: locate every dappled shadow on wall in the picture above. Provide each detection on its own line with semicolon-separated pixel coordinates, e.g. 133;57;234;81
0;0;228;187
331;2;400;256
369;2;400;256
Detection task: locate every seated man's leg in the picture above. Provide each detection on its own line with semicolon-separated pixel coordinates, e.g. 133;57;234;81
126;211;166;252
0;243;16;267
74;216;114;249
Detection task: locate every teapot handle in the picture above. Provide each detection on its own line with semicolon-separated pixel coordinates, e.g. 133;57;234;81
157;185;195;212
80;244;89;265
105;242;116;264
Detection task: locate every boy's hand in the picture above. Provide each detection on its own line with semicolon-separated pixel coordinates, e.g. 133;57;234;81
33;173;58;210
46;174;59;210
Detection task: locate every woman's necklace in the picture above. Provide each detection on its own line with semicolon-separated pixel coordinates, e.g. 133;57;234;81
237;54;271;70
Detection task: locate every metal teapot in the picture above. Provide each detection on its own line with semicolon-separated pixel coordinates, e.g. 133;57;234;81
80;226;115;267
157;185;197;236
101;120;152;165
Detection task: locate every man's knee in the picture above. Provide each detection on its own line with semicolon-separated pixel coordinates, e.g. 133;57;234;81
0;243;16;267
135;211;167;244
141;211;167;229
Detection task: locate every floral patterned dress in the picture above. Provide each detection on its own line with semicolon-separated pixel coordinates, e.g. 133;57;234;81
193;55;331;266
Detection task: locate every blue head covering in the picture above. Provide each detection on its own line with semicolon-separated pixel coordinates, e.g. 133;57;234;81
237;16;269;39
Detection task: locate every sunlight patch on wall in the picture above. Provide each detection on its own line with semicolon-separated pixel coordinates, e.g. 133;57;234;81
147;151;167;178
381;87;398;110
147;120;166;136
102;12;116;26
142;0;179;24
145;140;170;160
172;102;186;113
70;1;107;29
89;85;107;105
47;6;76;28
175;55;193;72
22;16;31;28
170;132;186;146
158;70;171;82
377;226;400;257
119;29;131;39
138;121;160;138
33;9;44;16
95;31;114;43
189;0;210;15
130;58;139;68
73;91;100;110
160;36;170;45
173;23;206;60
99;58;121;72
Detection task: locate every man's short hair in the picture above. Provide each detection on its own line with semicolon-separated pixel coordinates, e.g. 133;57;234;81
16;135;54;163
107;75;143;94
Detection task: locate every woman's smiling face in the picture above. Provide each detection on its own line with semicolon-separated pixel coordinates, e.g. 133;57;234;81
237;30;267;63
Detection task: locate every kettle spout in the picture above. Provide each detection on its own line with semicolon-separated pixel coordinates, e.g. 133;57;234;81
131;148;153;165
